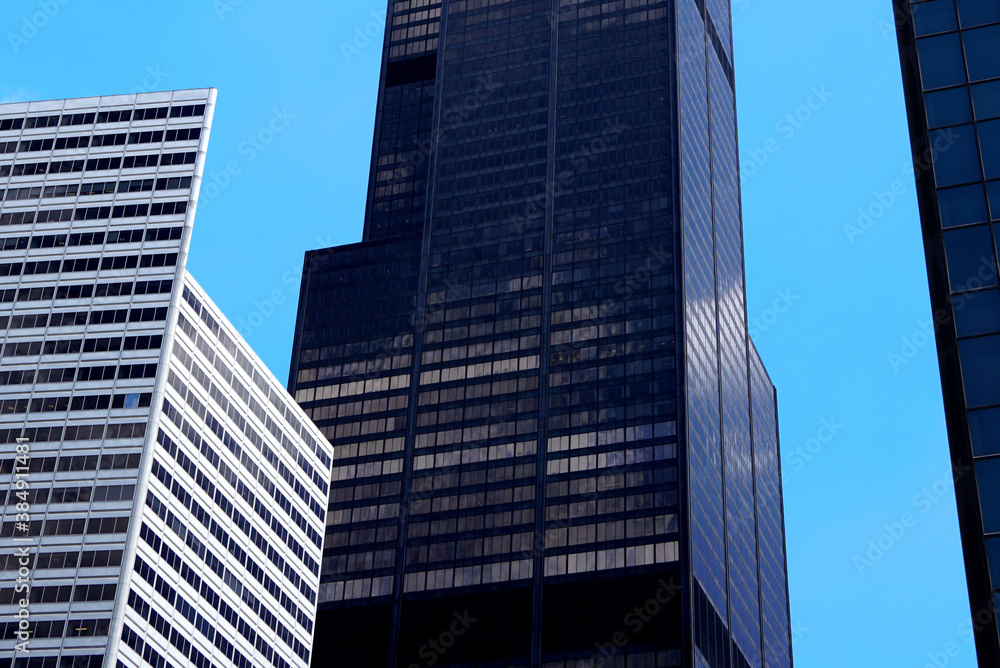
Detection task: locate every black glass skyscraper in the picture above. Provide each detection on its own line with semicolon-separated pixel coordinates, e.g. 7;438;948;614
894;1;1000;664
289;1;793;666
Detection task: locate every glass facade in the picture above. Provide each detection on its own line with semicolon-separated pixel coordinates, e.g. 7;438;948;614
895;1;1000;665
291;2;793;667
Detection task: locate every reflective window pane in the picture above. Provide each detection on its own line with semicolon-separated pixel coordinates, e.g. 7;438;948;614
955;289;1000;337
918;34;969;89
981;120;1000;180
990;181;1000;219
964;26;1000;82
944;225;998;291
958;0;1000;28
977;458;1000;532
971;407;1000;457
926;87;973;127
914;0;960;35
933;125;984;186
986;535;1000;588
960;334;1000;407
939;184;989;227
973;81;1000;121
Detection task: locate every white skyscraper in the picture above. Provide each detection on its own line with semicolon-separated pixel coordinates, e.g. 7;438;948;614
0;90;332;668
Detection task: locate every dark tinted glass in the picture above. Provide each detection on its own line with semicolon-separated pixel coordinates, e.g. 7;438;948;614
940;184;990;226
960;334;1000;406
964;26;1000;82
918;34;968;89
974;81;1000;120
958;0;1000;28
956;288;1000;336
933;125;984;186
990;181;1000;218
926;87;974;127
971;407;1000;456
981;120;1000;179
944;225;997;290
914;0;960;35
986;535;1000;587
978;458;1000;532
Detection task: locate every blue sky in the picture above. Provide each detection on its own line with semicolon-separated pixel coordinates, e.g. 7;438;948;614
2;1;973;665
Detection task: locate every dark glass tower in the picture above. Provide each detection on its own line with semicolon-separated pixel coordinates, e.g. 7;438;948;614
289;1;793;666
894;1;1000;664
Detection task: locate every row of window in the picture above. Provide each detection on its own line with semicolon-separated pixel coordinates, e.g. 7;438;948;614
0;582;117;605
143;473;313;634
1;364;158;389
0;422;144;447
1;254;177;277
0;128;203;154
0;655;103;668
0;392;153;414
1;483;135;505
0;548;123;572
138;520;309;661
0;104;206;133
0;150;197;178
0;202;187;230
1;226;180;249
0;617;110;641
0;279;174;302
0;451;142;474
1;177;191;201
1;335;163;358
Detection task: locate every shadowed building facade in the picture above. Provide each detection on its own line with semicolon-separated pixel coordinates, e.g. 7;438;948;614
289;1;793;666
894;1;1000;665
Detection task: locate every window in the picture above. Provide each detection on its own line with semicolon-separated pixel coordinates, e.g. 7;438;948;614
956;289;1000;337
959;334;1000;406
964;25;1000;82
918;33;968;90
980;120;1000;180
944;225;997;290
933;125;984;187
970;407;1000;457
925;87;973;128
974;81;1000;121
